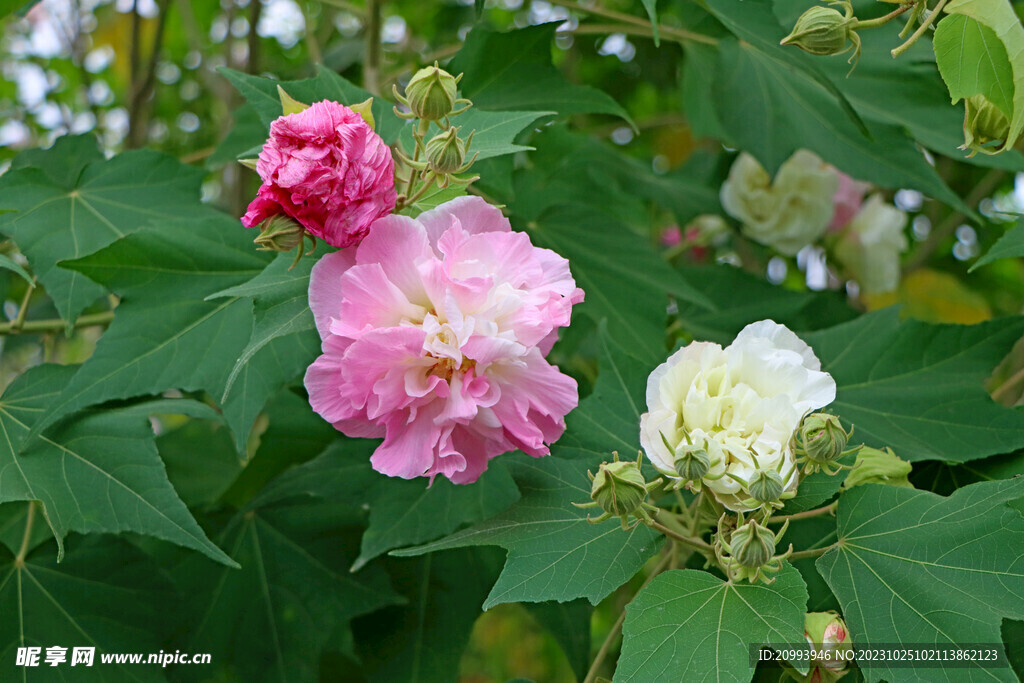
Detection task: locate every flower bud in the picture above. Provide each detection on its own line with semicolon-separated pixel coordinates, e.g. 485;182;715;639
674;443;711;482
404;64;461;122
800;413;848;464
781;6;854;57
747;468;785;504
425;127;468;174
254;214;306;253
730;518;777;569
843;446;913;490
804;611;854;672
962;94;1011;156
590;457;649;519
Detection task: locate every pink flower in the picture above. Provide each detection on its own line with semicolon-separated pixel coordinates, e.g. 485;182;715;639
241;100;397;248
828;171;870;233
304;196;585;484
660;225;682;247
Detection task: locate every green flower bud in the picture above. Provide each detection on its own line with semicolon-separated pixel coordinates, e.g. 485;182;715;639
800;413;848;464
425;127;468;174
843;446;913;490
747;468;785;504
674;443;711;482
730;518;777;569
781;6;854;56
591;458;649;518
804;611;854;672
962;94;1011;156
254;215;306;253
404;64;461;121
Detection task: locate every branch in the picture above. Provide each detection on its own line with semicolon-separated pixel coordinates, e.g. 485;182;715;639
768;502;837;525
547;0;717;45
364;0;383;94
0;311;115;336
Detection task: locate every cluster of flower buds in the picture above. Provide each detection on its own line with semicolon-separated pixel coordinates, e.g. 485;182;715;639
573;451;663;530
796;413;861;476
714;512;793;584
781;0;861;72
393;64;479;205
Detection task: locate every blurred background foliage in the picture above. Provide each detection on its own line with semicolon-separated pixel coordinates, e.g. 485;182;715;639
3;0;1024;680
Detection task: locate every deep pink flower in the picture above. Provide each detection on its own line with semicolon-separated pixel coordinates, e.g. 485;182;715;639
828;171;870;233
241;100;396;248
304;196;585;483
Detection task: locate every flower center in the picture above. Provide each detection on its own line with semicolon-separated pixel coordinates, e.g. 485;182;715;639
427;355;476;381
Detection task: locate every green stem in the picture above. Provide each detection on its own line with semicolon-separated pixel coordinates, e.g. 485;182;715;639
582;548;674;683
891;0;949;57
648;512;713;552
0;311;115;336
768;502;837;525
546;0;718;46
10;281;35;332
396;172;437;211
364;0;383;95
853;3;915;30
789;544;837;561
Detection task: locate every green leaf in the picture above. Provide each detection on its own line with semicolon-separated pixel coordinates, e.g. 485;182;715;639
393;455;662;609
0;253;32;285
712;38;971;215
0;501;50;557
0;365;235;566
250;438;380;511
817;479;1024;682
674;265;857;346
0;135;214;325
641;0;660;45
943;0;1024;154
25;214;268;448
814;26;1024;172
973;217;1024;269
400;108;553;163
219;389;339;507
934;14;1015;117
511;126;721;228
220;66;404;144
702;0;867;137
523;599;593;682
529;207;712;363
209;103;265;167
449;23;632;123
558;323;653;457
804;309;1024;463
352;548;505;683
615;566;809;681
353;461;520;571
0;536;176;682
172;496;403;682
158;419;245;508
209;252;321;454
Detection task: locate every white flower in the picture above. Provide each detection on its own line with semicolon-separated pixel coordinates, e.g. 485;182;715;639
639;321;836;512
833;193;907;295
720;150;839;256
